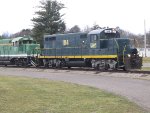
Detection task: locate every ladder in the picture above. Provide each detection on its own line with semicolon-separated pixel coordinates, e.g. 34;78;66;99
30;60;37;67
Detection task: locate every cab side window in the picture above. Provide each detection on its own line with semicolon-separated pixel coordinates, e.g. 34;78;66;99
80;34;87;43
90;34;97;42
49;37;56;48
90;34;98;48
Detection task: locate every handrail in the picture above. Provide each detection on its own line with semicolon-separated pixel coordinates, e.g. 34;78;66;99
123;45;127;63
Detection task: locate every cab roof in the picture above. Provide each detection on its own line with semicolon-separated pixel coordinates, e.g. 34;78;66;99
11;37;23;43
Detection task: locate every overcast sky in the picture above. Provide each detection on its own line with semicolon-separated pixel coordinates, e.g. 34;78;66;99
0;0;150;35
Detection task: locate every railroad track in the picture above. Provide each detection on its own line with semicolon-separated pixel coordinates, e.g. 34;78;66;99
0;65;150;75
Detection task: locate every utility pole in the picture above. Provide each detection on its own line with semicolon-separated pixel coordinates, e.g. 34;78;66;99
144;20;147;57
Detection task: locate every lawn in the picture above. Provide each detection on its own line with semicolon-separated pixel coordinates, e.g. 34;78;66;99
0;76;146;113
142;57;150;71
143;57;150;63
142;67;150;71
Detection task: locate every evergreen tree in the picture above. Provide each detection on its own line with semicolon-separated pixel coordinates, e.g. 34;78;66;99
32;0;66;46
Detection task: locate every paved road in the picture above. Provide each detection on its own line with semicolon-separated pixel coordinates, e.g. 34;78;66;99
0;68;150;112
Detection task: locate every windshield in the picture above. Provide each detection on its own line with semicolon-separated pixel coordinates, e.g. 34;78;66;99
104;33;119;38
22;40;36;44
100;31;120;39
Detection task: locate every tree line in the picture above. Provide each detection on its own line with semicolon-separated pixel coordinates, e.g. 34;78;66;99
0;0;149;48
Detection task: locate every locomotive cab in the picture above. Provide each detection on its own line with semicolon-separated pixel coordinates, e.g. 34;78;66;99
11;36;40;55
87;28;122;70
88;28;120;49
88;29;142;71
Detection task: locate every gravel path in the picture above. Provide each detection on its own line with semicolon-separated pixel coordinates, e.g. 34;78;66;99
0;67;150;112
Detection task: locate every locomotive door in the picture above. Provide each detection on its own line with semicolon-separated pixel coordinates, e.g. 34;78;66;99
99;39;109;55
48;37;56;56
89;34;98;55
80;34;88;55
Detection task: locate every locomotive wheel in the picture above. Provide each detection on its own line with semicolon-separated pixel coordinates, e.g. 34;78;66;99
68;66;71;69
44;63;49;68
21;60;27;67
96;64;108;71
123;66;127;71
104;64;109;70
22;63;29;67
52;64;56;68
123;66;130;71
56;60;62;68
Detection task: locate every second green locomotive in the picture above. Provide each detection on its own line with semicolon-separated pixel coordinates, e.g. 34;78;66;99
0;36;40;66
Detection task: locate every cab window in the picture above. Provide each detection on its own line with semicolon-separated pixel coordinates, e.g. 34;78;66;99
90;34;98;42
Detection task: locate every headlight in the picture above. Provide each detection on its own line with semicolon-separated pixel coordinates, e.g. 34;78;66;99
127;54;131;57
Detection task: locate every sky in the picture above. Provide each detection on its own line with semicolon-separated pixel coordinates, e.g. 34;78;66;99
0;0;150;35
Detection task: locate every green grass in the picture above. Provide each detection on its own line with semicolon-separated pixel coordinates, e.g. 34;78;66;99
142;57;150;70
142;67;150;71
143;57;150;63
0;76;146;113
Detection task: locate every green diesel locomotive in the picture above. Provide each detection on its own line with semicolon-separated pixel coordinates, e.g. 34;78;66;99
39;28;142;70
0;36;40;66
